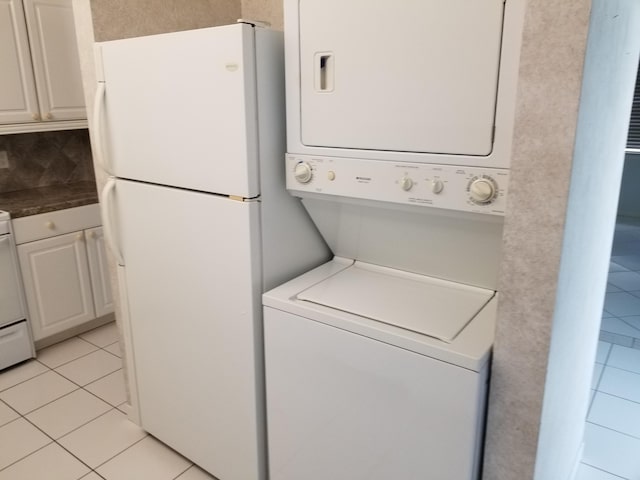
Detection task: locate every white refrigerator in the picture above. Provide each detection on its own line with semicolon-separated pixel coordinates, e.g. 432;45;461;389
94;23;329;480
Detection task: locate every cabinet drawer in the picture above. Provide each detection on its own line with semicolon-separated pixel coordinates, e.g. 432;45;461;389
0;320;34;370
13;204;100;244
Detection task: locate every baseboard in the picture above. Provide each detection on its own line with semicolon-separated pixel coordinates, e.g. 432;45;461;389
34;313;116;350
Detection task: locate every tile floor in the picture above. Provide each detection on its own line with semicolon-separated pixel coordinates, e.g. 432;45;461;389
0;322;216;480
576;217;640;480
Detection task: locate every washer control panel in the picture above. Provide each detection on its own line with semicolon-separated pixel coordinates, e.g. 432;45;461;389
286;155;509;216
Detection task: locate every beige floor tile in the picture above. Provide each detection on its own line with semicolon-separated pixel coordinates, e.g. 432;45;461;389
0;442;90;480
0;418;51;470
26;389;112;439
176;465;219;479
55;350;122;386
80;322;119;348
0;400;19;427
104;341;122;358
85;370;126;407
58;409;146;468
97;436;192;480
0;371;77;415
0;360;48;392
79;473;103;480
37;337;98;369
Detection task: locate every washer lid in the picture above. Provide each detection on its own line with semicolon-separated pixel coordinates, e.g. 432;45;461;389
296;262;494;343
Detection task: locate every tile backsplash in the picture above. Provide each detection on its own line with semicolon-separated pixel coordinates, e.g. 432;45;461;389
0;130;95;193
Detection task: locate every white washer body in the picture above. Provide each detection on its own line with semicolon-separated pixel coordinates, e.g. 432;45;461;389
263;258;496;480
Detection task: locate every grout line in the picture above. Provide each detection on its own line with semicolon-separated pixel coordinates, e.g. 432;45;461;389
586;420;640;441
37;344;101;370
587;391;640;440
18;414;97;474
83;370;124;407
602;342;613;365
21;385;83;417
172;464;196;479
580;461;629;479
587;389;597;417
55;406;119;442
0;435;54;473
52;356;123;390
593;388;640;409
618;317;640;335
90;432;149;472
600;363;640;380
0;362;51;394
81;367;124;392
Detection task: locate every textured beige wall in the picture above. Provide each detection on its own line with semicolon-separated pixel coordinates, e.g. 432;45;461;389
241;0;283;30
91;0;241;41
482;0;592;478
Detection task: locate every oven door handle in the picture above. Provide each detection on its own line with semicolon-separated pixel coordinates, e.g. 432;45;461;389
101;177;124;266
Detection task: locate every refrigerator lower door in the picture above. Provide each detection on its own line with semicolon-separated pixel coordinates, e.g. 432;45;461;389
114;179;264;480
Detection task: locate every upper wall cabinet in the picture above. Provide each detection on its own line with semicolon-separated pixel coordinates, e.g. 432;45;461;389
0;0;86;134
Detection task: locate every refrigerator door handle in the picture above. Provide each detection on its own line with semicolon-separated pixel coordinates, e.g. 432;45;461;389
93;82;111;174
101;177;124;266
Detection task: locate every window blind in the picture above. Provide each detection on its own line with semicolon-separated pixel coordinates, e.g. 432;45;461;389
628;62;640;150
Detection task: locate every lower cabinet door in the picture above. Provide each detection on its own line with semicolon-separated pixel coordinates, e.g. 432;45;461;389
18;231;95;340
85;226;114;317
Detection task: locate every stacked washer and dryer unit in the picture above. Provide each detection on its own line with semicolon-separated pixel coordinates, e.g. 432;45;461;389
262;1;525;479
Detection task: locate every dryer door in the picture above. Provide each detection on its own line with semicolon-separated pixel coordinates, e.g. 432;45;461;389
298;0;505;156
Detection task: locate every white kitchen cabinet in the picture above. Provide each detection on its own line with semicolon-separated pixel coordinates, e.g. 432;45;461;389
14;205;114;341
0;0;87;134
0;0;39;125
18;231;95;340
85;226;114;317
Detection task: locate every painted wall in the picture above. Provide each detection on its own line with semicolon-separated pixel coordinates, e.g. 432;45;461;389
241;0;282;31
90;0;240;41
533;2;640;479
618;153;640;218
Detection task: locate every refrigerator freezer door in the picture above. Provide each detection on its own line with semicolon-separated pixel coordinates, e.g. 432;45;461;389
298;0;504;156
114;179;264;480
99;24;259;198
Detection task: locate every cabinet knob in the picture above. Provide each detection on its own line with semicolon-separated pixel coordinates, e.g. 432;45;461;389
87;231;96;239
45;221;55;230
76;233;84;241
44;112;53;120
32;113;40;121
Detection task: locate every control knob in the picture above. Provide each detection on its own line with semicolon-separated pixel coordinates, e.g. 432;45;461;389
400;176;414;191
469;177;497;204
431;179;444;194
293;162;313;184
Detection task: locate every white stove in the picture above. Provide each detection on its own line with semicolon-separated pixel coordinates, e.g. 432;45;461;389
0;210;35;370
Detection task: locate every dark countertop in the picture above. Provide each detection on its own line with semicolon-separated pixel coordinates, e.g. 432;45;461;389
0;181;99;218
